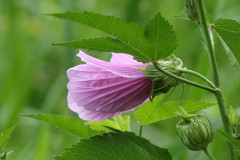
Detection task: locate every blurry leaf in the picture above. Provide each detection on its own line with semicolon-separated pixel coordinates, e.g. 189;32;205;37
23;114;103;138
134;96;215;126
56;130;172;160
174;8;190;21
86;115;130;132
0;152;6;160
0;126;15;151
213;19;240;70
50;11;177;62
228;105;238;125
218;130;240;155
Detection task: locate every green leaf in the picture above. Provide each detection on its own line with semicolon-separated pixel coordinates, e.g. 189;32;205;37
23;114;103;138
218;130;240;155
0;126;15;151
0;152;6;160
86;115;130;132
53;37;139;55
144;13;178;59
49;11;178;62
56;130;172;160
213;19;240;70
134;95;215;126
228;105;238;125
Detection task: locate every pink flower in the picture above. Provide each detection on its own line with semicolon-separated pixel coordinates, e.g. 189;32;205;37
67;51;152;121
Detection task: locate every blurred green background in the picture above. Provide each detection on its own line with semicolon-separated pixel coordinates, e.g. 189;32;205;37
0;0;240;159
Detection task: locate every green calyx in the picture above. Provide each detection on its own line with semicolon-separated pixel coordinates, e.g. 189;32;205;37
138;58;183;100
186;0;199;23
176;114;214;151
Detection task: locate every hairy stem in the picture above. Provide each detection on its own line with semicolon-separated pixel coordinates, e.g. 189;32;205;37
203;148;215;160
195;0;235;159
195;0;219;87
215;90;236;160
180;68;215;88
152;62;216;93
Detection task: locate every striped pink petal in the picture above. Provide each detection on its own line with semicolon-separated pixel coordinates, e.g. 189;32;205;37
67;51;152;121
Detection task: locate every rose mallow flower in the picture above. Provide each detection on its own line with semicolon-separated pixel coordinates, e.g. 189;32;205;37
67;51;152;121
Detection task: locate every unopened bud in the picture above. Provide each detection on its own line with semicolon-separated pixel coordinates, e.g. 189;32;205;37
176;114;214;151
186;0;199;23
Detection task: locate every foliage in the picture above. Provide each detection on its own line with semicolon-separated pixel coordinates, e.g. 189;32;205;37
86;115;131;132
51;11;178;63
0;126;15;151
56;129;172;160
218;130;240;156
213;19;240;70
23;114;103;138
134;95;215;126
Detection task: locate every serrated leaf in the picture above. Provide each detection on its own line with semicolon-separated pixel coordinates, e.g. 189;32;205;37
144;13;178;59
50;11;178;62
134;96;215;126
23;114;103;138
218;130;240;155
213;19;240;70
86;115;130;132
0;126;15;151
54;37;139;54
56;130;172;160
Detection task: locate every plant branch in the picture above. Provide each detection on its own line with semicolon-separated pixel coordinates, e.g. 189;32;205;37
195;0;236;159
195;0;219;87
179;68;215;88
152;62;216;93
203;148;215;160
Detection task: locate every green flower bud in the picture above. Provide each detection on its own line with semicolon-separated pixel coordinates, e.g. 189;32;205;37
186;0;199;23
139;58;183;99
176;114;214;151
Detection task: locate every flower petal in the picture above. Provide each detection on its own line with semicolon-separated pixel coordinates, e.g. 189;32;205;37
68;93;137;121
110;53;143;65
67;64;152;113
77;51;146;78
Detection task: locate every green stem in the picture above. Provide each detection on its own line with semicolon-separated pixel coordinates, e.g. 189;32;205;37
203;148;215;160
152;62;216;93
195;0;219;87
215;90;236;160
180;68;216;88
195;0;235;159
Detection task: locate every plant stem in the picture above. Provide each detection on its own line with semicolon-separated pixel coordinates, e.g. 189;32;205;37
179;68;215;88
195;0;219;87
215;90;236;160
203;148;215;160
195;0;236;159
152;62;216;93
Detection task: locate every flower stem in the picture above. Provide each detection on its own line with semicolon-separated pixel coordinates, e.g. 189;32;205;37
179;68;215;88
203;148;215;160
215;90;236;160
152;62;216;93
195;0;235;159
195;0;219;87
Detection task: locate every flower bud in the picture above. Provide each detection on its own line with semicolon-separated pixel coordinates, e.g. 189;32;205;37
139;58;183;99
186;0;199;23
176;114;214;151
